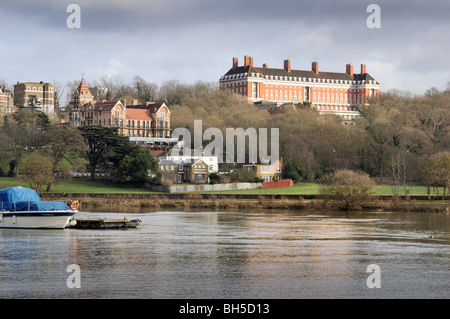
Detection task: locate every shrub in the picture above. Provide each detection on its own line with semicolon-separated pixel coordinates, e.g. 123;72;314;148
209;172;220;184
320;170;374;210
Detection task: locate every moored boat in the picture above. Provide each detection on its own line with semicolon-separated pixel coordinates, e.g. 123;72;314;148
0;187;76;229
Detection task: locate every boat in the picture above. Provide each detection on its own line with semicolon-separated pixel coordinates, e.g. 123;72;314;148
0;186;76;229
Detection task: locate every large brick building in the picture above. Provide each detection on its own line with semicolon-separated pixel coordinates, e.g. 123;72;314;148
219;55;380;120
13;81;55;114
70;80;171;140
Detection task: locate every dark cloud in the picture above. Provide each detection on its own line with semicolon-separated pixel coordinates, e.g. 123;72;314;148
1;0;449;94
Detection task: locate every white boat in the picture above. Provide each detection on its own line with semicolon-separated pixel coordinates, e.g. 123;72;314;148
0;187;76;229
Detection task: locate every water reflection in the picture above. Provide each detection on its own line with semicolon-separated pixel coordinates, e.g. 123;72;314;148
0;209;449;298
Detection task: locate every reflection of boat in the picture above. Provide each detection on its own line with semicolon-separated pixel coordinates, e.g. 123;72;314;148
0;187;76;229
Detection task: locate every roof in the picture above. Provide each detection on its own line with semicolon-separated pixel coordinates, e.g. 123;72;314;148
126;108;154;121
150;150;166;158
127;103;170;114
76;80;93;96
81;100;123;111
222;65;378;84
158;158;207;166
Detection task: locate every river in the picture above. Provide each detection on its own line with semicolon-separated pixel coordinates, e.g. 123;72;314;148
0;209;448;299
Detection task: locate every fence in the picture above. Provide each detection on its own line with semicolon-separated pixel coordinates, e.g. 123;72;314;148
145;182;262;193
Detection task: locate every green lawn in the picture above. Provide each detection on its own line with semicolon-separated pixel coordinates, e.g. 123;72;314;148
0;177;160;194
0;176;442;196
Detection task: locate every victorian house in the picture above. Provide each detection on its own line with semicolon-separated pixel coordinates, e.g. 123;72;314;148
69;80;171;139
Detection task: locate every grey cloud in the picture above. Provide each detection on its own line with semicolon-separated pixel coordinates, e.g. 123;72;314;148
1;0;449;94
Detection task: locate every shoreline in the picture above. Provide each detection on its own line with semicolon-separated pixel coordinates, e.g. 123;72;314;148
41;193;450;213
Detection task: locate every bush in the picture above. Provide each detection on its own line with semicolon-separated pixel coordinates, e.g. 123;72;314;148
248;176;264;183
209;172;220;184
320;170;374;210
161;178;174;187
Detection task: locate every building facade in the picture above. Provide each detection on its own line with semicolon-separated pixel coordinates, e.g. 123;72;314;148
71;80;171;141
0;86;15;114
243;157;283;182
69;80;95;127
158;158;210;184
219;56;380;120
14;81;55;114
162;147;219;173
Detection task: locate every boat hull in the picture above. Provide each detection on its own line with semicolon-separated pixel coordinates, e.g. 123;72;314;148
0;211;75;229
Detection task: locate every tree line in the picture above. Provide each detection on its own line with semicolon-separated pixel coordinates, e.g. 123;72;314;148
167;85;450;194
1;76;449;196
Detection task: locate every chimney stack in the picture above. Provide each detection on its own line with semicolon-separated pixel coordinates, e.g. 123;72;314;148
346;63;354;76
284;59;291;72
232;57;238;70
312;61;319;74
244;55;254;67
263;63;268;68
361;64;366;74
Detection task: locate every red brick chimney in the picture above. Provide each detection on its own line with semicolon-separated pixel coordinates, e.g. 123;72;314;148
361;64;366;74
232;57;238;70
346;63;354;76
312;61;319;74
263;63;268;68
284;59;291;72
244;55;253;67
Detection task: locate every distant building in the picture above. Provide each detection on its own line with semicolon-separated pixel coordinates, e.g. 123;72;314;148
219;55;380;120
69;80;95;127
162;146;219;173
158;158;210;184
0;85;15;114
70;79;173;148
14;81;55;114
243;157;283;182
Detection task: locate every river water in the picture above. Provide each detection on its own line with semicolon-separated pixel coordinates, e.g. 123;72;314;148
0;209;448;299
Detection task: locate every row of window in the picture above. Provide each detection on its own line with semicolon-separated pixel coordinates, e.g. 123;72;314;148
317;105;358;112
160;164;212;171
81;115;169;129
261;166;282;173
26;87;53;92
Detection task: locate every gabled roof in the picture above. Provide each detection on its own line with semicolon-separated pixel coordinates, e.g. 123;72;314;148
127;102;170;114
80;100;123;111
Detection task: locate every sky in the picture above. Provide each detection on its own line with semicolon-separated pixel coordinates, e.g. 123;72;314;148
1;0;450;99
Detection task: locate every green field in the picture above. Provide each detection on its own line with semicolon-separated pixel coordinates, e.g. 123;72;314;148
0;177;160;194
0;176;442;196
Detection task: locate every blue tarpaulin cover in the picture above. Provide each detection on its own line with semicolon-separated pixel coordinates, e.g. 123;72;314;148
0;187;70;211
13;201;70;211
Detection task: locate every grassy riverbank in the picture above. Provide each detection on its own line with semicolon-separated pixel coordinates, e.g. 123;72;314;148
2;177;449;213
0;176;443;196
0;177;160;194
